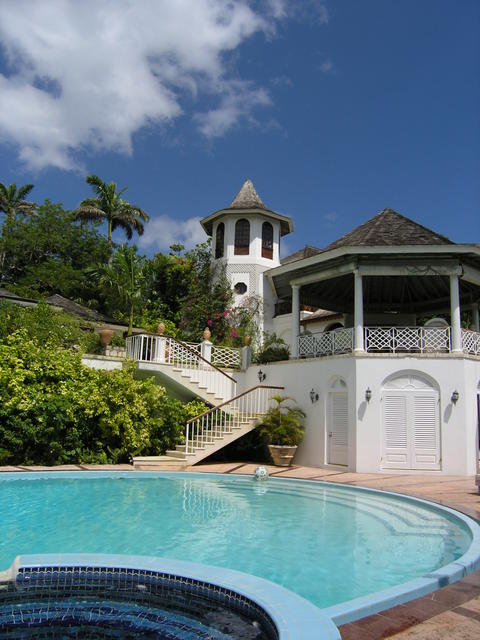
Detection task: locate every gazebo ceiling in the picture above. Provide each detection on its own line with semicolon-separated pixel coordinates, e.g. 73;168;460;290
299;273;480;314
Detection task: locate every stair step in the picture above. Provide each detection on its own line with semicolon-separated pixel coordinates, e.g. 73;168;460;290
132;456;187;470
165;450;193;459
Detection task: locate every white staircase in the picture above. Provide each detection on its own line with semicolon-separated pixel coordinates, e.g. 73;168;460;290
126;333;238;404
127;334;283;470
165;384;284;466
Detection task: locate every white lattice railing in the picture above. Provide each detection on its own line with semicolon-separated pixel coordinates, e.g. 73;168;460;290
211;344;242;369
126;334;237;401
298;326;480;358
185;385;284;454
462;329;480;356
298;328;354;357
365;326;451;353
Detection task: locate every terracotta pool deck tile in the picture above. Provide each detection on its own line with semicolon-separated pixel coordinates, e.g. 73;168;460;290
78;464;134;470
0;466;24;472
191;462;244;474
323;473;395;484
386;610;480;639
17;465;83;471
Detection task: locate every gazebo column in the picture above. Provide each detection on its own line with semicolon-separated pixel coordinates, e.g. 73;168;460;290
291;284;300;358
450;274;462;353
472;303;479;332
354;270;364;352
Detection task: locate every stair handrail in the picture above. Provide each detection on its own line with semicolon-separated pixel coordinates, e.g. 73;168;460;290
127;333;237;383
186;384;285;424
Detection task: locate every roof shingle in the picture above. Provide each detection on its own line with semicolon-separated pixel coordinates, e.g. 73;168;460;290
325;208;454;250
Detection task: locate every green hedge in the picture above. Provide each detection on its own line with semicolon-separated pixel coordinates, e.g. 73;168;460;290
0;330;205;465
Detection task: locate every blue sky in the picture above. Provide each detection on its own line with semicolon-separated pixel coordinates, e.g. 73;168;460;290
0;0;478;257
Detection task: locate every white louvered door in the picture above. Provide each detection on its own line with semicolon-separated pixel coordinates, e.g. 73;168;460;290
412;394;440;469
382;392;409;468
328;392;349;465
382;390;440;470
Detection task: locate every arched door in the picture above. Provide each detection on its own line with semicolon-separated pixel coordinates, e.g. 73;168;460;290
327;378;348;466
382;373;441;470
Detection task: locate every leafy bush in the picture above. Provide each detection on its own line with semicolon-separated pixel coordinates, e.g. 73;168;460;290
110;332;126;347
255;332;290;363
0;300;90;349
0;331;188;465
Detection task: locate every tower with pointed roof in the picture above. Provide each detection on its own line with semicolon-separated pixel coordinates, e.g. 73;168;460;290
200;179;293;334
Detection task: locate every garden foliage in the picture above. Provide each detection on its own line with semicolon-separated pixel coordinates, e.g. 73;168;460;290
0;329;206;465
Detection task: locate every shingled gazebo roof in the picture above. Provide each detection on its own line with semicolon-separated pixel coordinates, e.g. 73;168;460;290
267;207;480;315
200;179;293;236
325;208;454;250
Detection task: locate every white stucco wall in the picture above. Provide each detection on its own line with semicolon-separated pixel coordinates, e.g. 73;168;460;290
245;354;480;476
81;355;124;370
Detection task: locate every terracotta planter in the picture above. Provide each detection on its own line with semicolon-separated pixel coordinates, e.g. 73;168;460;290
98;327;114;348
268;444;297;467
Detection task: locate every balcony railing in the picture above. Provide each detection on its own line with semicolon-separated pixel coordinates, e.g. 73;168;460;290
298;326;480;358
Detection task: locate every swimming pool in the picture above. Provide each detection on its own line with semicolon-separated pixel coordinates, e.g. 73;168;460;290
0;471;479;620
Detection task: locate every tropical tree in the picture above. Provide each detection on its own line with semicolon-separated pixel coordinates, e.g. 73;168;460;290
73;174;149;245
92;244;146;335
0;182;36;225
0;200;110;304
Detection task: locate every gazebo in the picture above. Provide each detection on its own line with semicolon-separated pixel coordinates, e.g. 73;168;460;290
268;209;480;359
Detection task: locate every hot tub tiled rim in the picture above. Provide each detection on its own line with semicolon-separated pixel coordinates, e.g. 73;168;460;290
3;553;339;640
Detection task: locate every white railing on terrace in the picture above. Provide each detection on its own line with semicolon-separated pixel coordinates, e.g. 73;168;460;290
185;385;284;454
462;329;480;356
126;334;237;400
298;328;354;358
298;326;480;358
365;326;451;353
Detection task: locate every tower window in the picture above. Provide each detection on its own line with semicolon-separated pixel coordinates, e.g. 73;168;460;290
215;222;225;259
262;221;274;259
234;219;250;255
234;282;247;295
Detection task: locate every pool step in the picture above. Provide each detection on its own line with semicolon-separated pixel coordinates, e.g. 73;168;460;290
132;456;189;471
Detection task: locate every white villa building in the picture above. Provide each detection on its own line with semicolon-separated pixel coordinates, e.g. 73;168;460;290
130;180;480;477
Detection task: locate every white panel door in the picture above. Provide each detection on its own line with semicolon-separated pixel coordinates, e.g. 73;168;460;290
382;390;440;470
328;392;348;466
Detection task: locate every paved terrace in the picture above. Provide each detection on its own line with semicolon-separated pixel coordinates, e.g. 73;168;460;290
1;463;479;639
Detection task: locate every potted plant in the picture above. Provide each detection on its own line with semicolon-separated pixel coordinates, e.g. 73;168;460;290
256;395;306;466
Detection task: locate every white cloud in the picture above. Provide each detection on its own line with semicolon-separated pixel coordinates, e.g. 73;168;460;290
319;60;334;73
138;215;207;252
323;211;337;226
0;0;328;171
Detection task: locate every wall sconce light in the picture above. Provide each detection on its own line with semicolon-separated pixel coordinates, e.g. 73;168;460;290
451;390;459;405
310;388;319;403
365;388;372;403
257;369;266;383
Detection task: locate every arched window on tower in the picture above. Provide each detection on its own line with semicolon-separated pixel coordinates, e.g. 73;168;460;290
215;222;225;259
234;219;250;255
262;222;274;259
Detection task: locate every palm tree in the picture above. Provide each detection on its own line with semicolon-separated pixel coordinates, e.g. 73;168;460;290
92;245;146;335
73;175;149;245
0;182;36;225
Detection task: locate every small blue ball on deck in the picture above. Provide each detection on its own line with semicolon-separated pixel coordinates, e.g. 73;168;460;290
254;466;269;481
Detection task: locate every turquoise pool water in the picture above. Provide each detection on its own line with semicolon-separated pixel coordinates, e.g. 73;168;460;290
0;473;473;609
